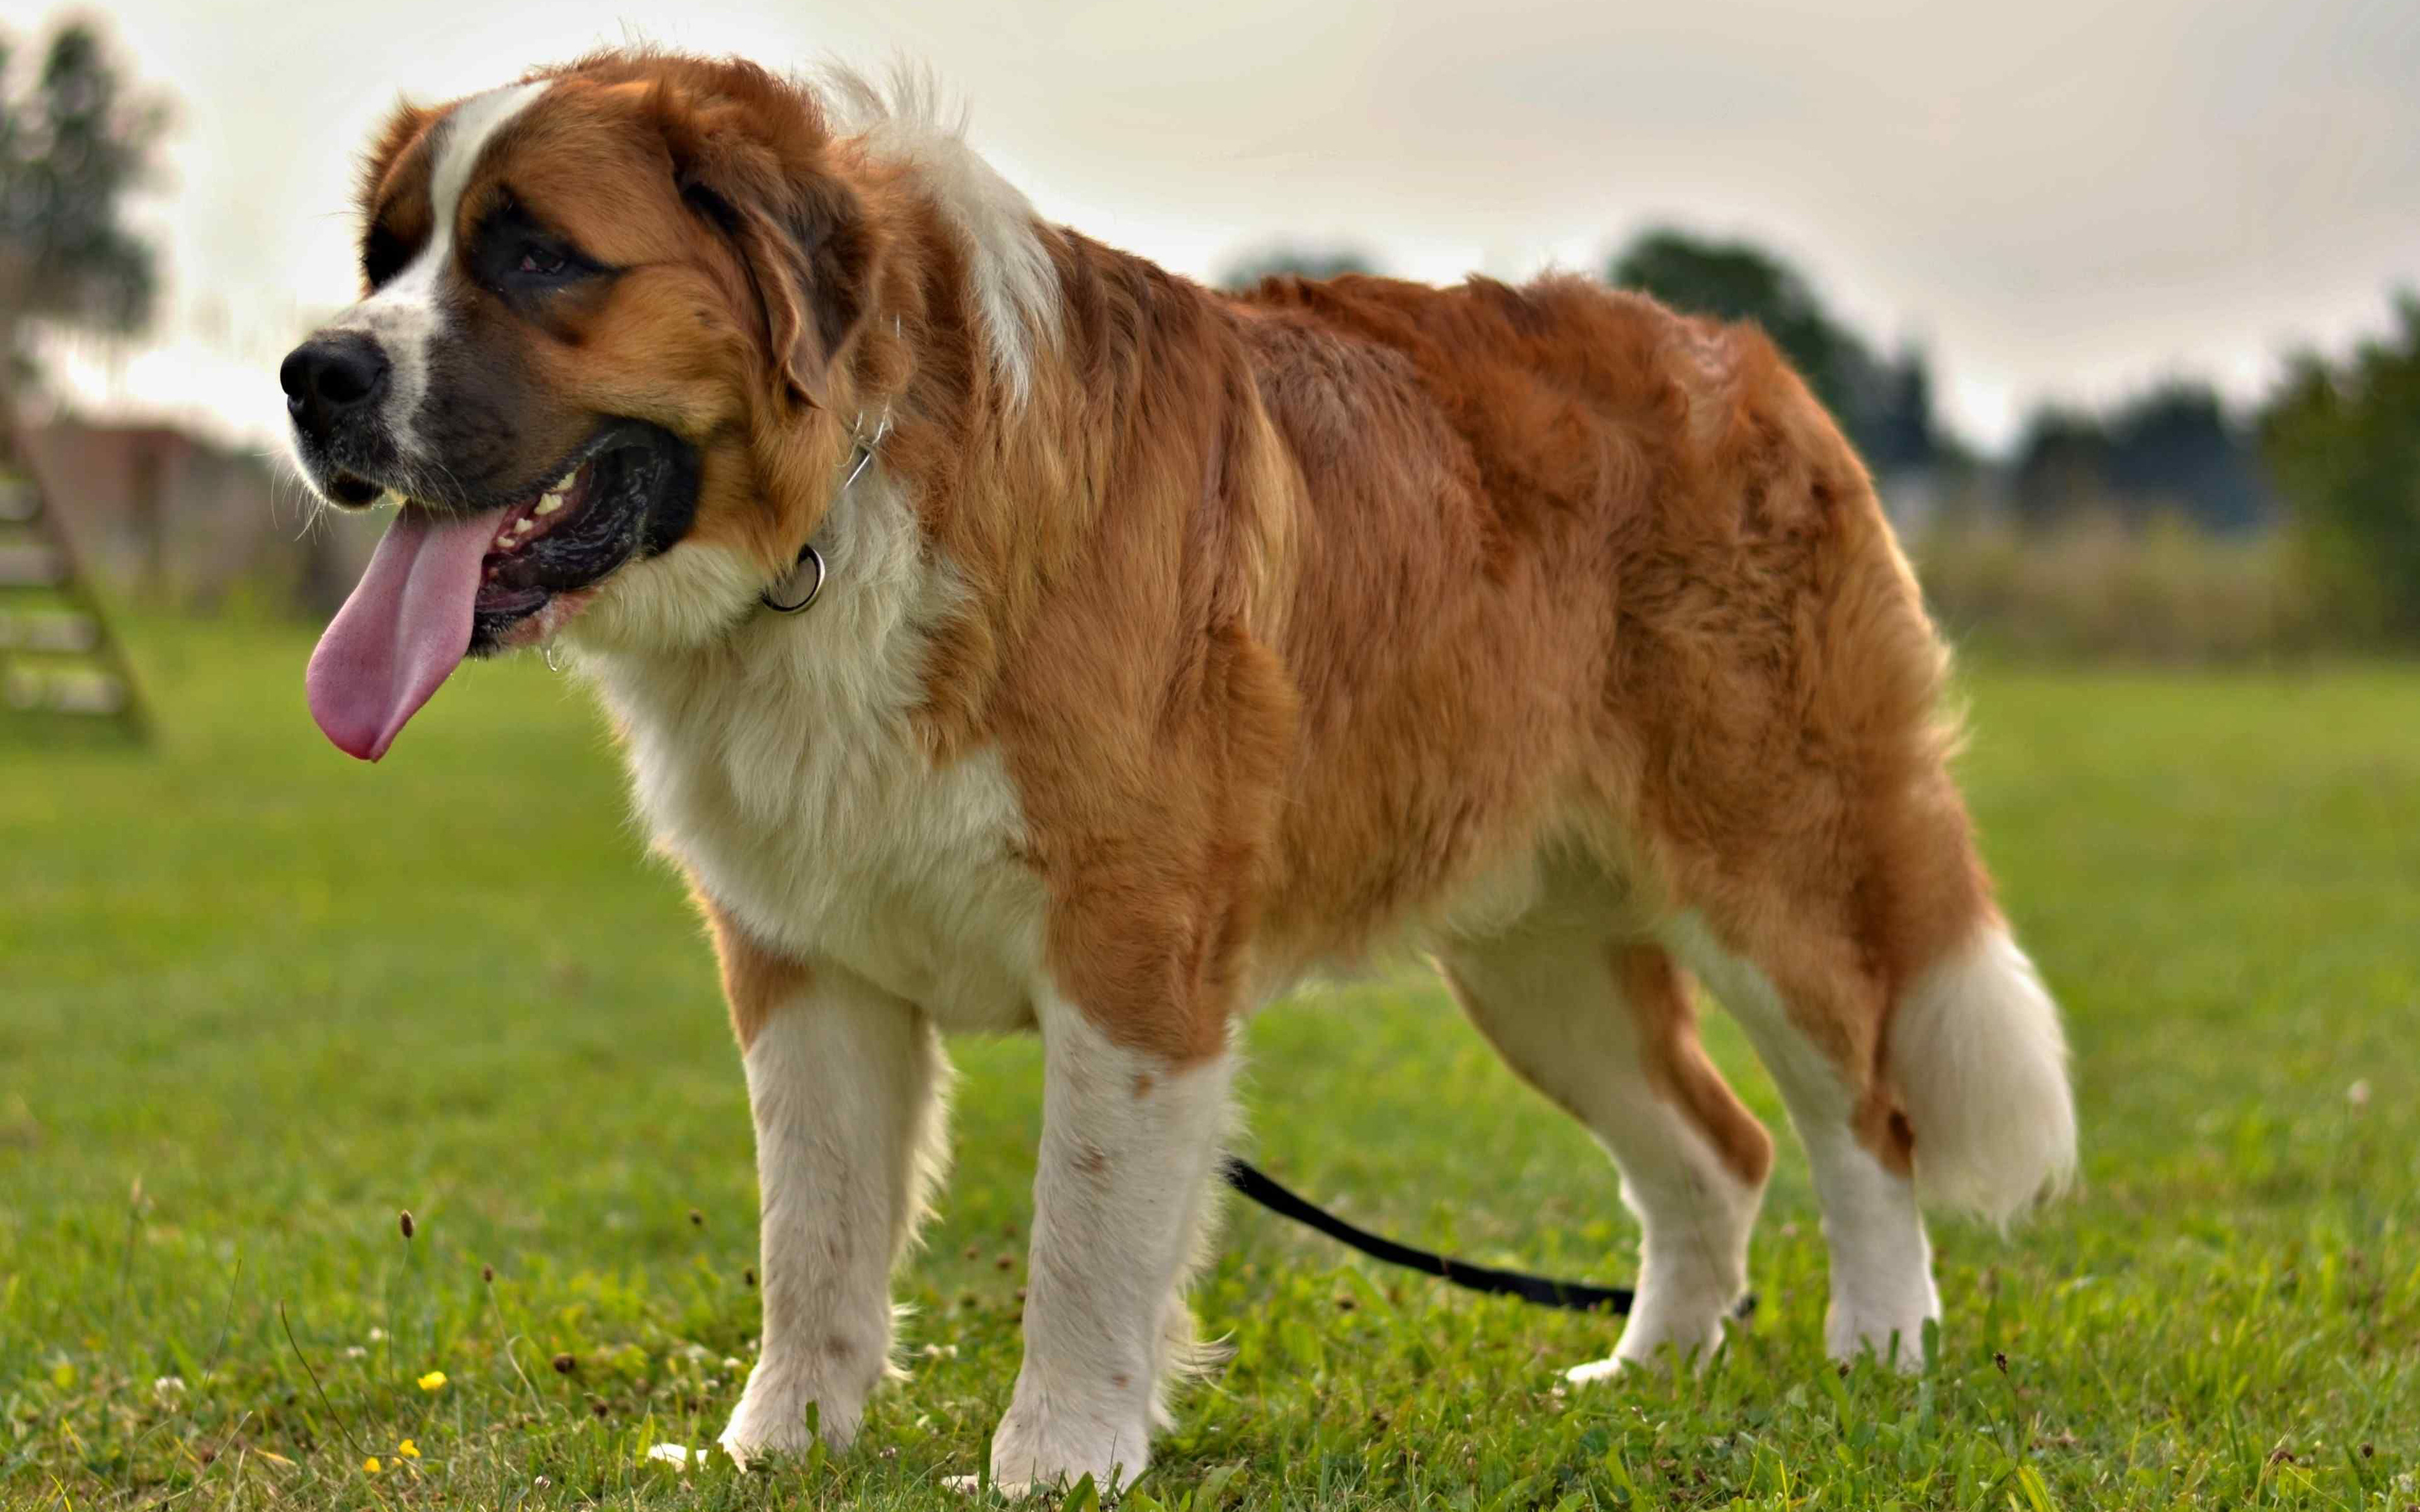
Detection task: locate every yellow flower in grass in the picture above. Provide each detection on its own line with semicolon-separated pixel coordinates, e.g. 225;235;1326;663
396;1439;420;1459
362;1456;382;1474
415;1370;447;1392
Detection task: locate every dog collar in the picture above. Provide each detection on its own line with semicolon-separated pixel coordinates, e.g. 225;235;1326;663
761;410;890;616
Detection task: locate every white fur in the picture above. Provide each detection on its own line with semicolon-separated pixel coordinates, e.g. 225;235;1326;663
1890;925;2077;1225
564;535;767;655
720;966;950;1463
985;999;1233;1494
1442;874;1763;1377
322;81;548;476
573;466;1049;1035
815;64;1059;401
1663;912;1940;1370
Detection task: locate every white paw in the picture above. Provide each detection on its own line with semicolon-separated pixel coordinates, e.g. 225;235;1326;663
1564;1332;1725;1383
943;1470;1122;1501
1563;1300;1734;1382
717;1369;860;1469
978;1410;1148;1501
1824;1308;1933;1372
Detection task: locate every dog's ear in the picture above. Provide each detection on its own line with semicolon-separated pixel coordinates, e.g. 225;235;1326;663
670;98;872;410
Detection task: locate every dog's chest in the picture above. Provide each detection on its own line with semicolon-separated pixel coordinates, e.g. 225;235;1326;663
591;555;1046;1032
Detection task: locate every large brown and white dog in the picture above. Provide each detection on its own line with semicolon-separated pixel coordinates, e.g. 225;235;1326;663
281;50;2076;1491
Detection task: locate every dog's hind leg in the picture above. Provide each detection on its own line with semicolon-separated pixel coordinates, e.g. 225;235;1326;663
1659;862;2072;1371
1441;878;1772;1377
1660;907;1947;1371
1646;748;2070;1370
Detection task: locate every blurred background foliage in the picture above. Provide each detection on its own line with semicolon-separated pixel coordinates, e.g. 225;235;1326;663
2262;297;2420;645
0;16;164;400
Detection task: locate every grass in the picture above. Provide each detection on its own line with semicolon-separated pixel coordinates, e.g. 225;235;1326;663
4;617;2417;1510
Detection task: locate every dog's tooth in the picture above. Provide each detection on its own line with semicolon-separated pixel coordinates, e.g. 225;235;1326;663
534;495;563;517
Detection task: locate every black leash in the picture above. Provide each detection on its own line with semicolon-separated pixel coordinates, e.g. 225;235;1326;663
1223;1155;1755;1317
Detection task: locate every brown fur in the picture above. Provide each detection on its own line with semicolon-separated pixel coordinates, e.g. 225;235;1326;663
1613;944;1777;1187
360;51;2002;1172
699;891;810;1051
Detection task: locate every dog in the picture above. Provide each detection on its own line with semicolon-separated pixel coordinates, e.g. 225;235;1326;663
280;49;2076;1492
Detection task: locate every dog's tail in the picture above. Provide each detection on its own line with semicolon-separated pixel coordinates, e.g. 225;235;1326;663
1889;924;2077;1225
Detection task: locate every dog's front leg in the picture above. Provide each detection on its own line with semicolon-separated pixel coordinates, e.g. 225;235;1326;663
985;992;1233;1494
709;919;949;1464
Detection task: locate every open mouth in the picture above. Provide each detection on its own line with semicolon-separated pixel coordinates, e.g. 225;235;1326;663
463;427;697;652
304;419;697;761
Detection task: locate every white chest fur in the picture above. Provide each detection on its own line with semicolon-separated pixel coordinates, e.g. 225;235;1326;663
577;477;1047;1031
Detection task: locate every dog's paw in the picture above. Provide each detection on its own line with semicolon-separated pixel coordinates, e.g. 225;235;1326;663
1563;1356;1628;1385
1824;1307;1932;1373
1565;1313;1733;1384
943;1472;1028;1499
974;1413;1146;1501
717;1370;860;1470
716;1407;810;1470
943;1470;1116;1501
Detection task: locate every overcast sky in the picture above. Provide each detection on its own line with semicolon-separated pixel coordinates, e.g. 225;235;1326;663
28;0;2420;454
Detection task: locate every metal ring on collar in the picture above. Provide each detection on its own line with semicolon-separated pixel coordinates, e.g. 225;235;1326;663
761;541;826;614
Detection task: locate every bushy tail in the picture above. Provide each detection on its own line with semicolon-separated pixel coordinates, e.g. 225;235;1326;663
1890;926;2077;1225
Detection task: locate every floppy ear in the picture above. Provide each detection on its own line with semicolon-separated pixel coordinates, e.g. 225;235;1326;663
672;107;872;410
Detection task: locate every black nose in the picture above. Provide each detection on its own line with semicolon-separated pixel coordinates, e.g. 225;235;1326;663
280;333;390;444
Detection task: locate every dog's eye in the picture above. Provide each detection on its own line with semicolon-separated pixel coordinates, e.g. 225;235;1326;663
363;222;410;290
473;195;606;301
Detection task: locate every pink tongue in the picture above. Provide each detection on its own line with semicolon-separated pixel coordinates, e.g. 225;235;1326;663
306;507;505;760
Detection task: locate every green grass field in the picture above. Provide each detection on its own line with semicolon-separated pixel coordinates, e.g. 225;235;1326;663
4;619;2417;1510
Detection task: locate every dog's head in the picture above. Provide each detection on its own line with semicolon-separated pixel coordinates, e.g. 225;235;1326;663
285;54;883;759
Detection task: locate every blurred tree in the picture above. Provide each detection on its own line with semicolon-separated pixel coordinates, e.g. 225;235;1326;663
1852;343;1941;474
2013;382;2268;533
2261;295;2420;641
2104;384;2266;532
2010;408;2112;527
1612;231;1857;403
0;18;168;404
1217;244;1381;291
1609;228;1939;471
